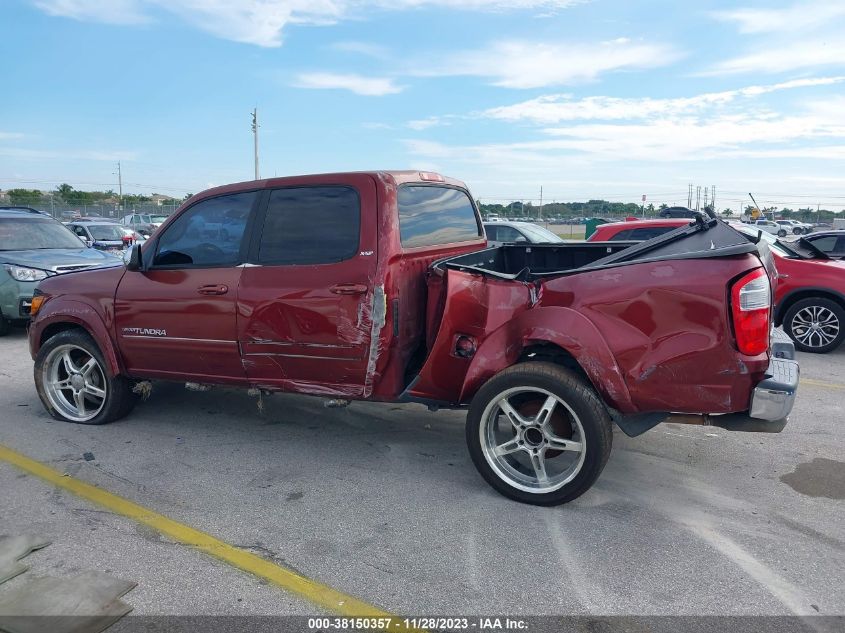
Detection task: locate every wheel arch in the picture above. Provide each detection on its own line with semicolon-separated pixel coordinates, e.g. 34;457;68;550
775;287;845;326
32;303;124;377
459;306;635;413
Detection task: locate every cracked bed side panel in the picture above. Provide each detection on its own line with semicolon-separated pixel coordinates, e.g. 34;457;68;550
457;305;635;411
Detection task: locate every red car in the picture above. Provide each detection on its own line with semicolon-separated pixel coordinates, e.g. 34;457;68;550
590;218;845;353
28;173;798;505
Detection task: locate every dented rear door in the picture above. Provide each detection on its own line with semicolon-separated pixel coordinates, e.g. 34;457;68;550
236;176;379;397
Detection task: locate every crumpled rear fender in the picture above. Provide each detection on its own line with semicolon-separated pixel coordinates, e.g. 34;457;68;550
30;299;123;377
458;306;635;412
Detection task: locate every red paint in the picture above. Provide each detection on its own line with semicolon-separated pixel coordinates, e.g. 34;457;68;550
29;173;779;420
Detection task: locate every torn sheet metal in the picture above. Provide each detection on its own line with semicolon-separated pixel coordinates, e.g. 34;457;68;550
0;536;50;585
363;285;387;398
0;570;136;633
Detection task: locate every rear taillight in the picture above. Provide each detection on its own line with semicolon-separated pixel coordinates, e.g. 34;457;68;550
731;268;771;355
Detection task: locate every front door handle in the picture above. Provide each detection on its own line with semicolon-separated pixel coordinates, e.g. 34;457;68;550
197;284;229;295
330;283;368;295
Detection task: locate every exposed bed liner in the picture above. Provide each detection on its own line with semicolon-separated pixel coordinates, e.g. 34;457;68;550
435;217;758;281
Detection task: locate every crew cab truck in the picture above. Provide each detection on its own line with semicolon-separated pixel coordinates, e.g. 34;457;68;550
28;171;799;505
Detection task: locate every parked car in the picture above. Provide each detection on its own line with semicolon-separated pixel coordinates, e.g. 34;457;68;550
658;206;702;219
120;213;164;237
28;171;798;506
0;208;122;335
797;231;845;259
775;219;812;235
589;218;693;242
66;221;136;256
734;225;845;353
752;219;789;237
483;221;564;247
591;218;845;354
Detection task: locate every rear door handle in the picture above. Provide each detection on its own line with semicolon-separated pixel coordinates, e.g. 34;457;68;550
330;283;368;295
197;284;229;295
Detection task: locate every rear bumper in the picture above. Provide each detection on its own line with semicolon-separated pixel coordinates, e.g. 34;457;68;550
707;331;799;432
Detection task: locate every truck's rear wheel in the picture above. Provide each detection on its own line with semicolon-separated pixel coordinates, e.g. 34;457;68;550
34;329;138;424
466;362;612;506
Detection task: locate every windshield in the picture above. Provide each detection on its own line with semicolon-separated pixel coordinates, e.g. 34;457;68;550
0;217;87;250
519;224;564;243
88;224;126;240
150;215;169;223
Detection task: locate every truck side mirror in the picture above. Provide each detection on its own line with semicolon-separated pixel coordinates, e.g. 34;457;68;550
125;243;144;271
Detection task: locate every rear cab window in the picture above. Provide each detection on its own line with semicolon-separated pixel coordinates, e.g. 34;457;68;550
398;185;481;248
257;186;360;265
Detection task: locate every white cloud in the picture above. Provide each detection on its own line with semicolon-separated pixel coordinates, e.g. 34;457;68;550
706;40;845;75
31;0;584;47
417;38;678;88
711;0;845;34
0;132;26;140
483;77;845;123
707;1;845;75
293;72;404;95
33;0;149;24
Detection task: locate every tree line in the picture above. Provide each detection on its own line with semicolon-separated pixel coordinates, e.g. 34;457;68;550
478;200;844;222
3;184;190;207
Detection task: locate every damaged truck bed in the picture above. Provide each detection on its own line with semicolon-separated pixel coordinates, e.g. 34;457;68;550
28;171;799;505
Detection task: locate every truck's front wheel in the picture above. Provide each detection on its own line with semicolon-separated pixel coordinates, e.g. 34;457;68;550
34;329;138;424
466;362;612;506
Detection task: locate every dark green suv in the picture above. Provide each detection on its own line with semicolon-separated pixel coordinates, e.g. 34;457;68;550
0;207;121;335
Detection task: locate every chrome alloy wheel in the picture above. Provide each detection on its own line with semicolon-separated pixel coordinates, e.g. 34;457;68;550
791;305;840;349
479;387;587;494
42;344;108;422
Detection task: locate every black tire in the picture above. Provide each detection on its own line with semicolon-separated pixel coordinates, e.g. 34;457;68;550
777;229;787;237
793;228;802;235
0;311;10;337
34;329;138;424
783;297;845;354
466;362;613;506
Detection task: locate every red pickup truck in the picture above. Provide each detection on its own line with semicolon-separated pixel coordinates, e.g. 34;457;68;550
28;172;799;505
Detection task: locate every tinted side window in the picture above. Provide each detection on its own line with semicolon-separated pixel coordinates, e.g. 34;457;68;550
609;230;633;241
835;236;845;252
629;227;676;240
258;186;360;265
398;186;481;248
153;191;256;267
809;236;836;252
496;226;525;242
484;225;498;240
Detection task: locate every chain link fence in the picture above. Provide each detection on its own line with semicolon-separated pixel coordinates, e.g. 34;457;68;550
0;196;181;221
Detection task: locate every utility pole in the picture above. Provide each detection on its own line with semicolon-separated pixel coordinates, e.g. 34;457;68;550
251;108;260;180
116;161;123;218
539;186;543;221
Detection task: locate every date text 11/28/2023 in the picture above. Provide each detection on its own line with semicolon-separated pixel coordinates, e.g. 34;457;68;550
307;617;528;630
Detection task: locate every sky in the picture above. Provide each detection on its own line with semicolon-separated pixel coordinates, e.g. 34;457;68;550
1;0;845;211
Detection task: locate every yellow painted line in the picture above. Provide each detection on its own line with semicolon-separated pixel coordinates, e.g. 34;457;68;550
800;378;845;390
0;443;417;629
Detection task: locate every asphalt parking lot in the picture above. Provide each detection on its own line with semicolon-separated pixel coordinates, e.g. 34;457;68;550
0;325;843;620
